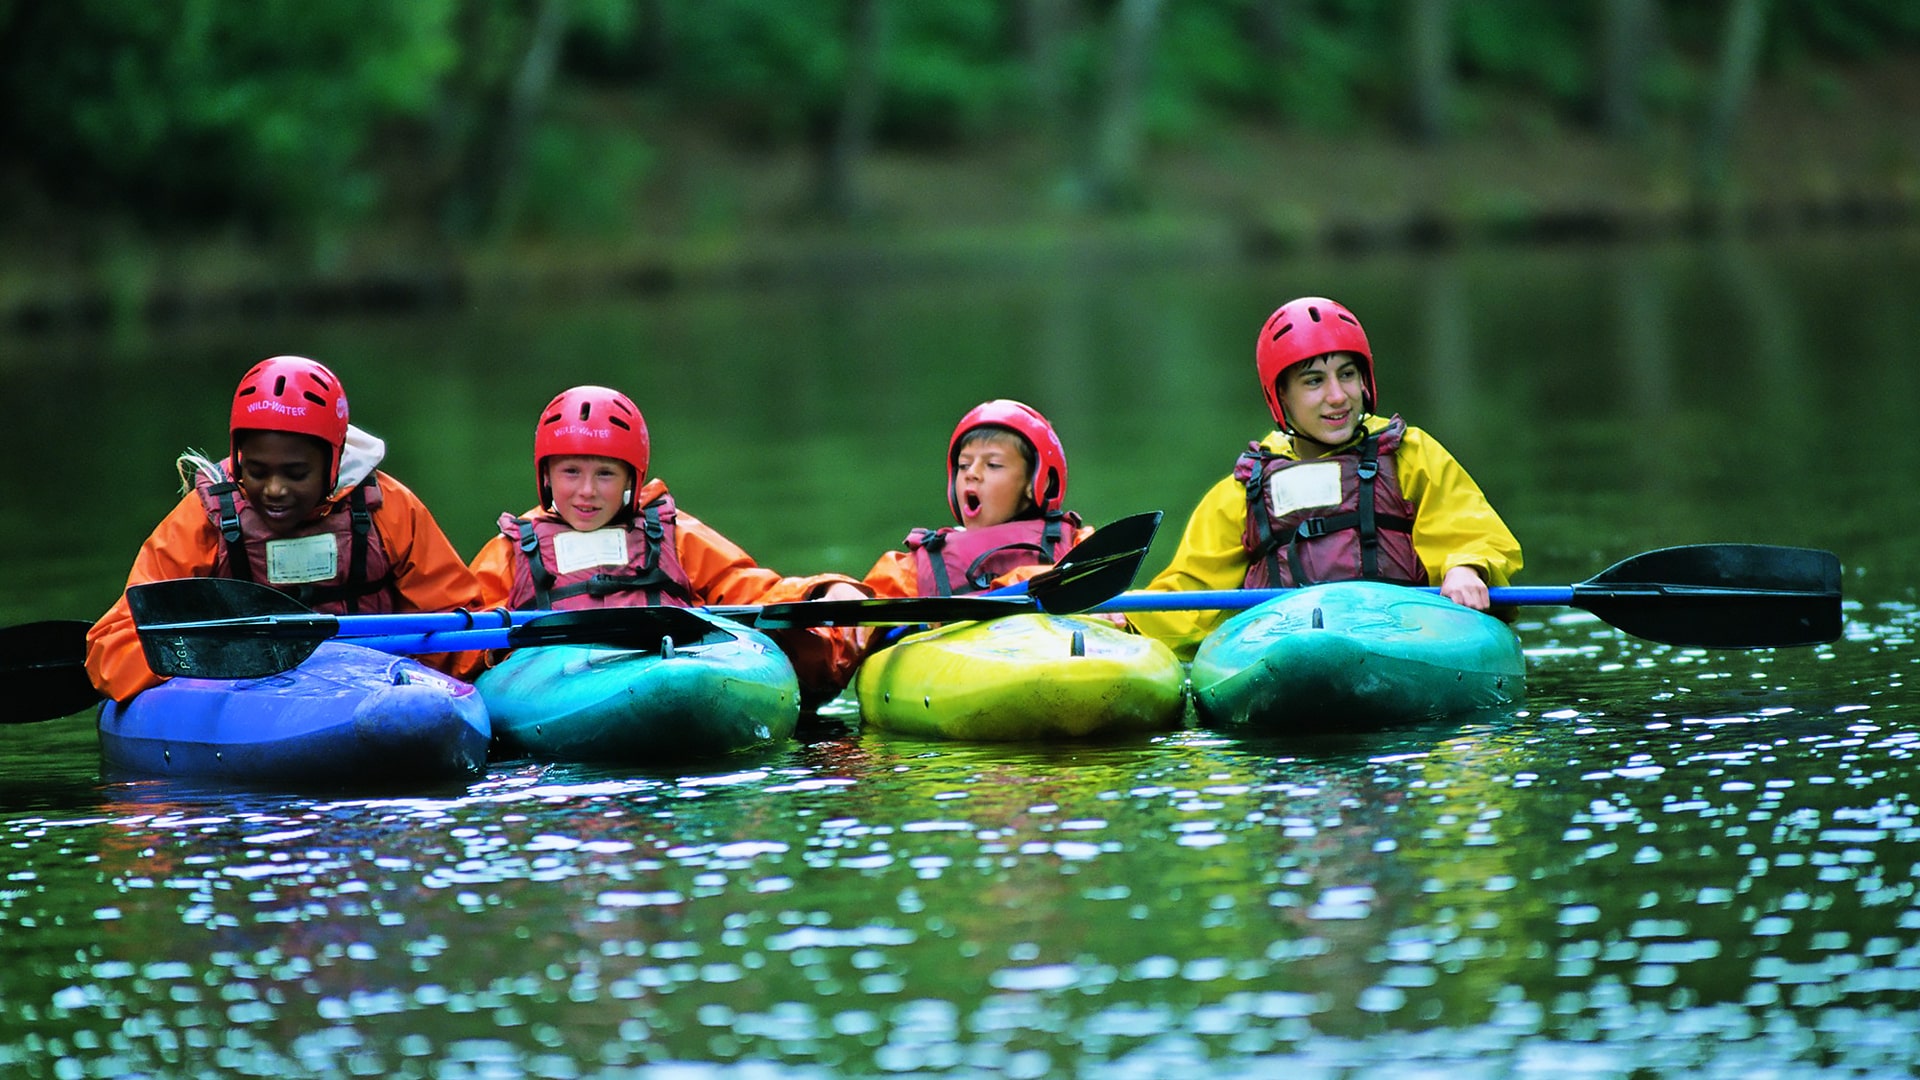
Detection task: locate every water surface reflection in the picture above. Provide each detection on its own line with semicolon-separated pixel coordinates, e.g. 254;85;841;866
2;600;1915;1075
4;235;1919;1075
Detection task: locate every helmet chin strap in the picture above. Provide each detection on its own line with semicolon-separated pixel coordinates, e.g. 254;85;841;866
1286;409;1371;452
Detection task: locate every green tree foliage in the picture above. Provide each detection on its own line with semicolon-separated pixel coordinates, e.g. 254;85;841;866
0;0;457;231
2;0;1916;237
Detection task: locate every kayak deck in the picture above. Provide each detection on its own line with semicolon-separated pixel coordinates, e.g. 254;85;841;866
857;613;1187;741
478;618;800;763
1191;581;1525;733
98;640;490;788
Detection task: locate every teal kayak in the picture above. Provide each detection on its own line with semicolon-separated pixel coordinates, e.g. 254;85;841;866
1190;581;1525;733
476;616;800;762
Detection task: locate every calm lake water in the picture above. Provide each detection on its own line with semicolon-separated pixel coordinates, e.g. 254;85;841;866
2;231;1917;1077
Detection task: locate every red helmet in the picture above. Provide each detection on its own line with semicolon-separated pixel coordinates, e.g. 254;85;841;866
535;385;650;514
229;356;351;485
1255;297;1375;429
947;399;1068;522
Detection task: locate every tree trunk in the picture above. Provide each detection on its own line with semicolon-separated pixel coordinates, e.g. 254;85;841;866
1695;0;1769;200
1251;0;1301;63
1019;0;1073;140
1404;0;1453;143
486;0;573;237
1084;0;1165;211
1597;0;1656;137
816;0;888;219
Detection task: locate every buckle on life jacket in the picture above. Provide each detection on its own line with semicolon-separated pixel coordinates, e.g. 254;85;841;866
1295;517;1330;539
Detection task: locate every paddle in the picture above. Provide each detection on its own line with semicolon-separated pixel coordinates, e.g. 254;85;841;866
751;510;1163;628
0;536;1837;723
126;511;1164;679
3;619;102;723
1088;543;1843;648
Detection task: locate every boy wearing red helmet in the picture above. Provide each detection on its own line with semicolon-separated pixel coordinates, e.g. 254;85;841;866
859;399;1097;599
1129;297;1523;659
85;356;488;702
467;385;867;703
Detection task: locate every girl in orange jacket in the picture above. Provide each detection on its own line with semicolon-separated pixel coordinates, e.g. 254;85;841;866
86;356;487;703
466;385;867;705
858;399;1096;600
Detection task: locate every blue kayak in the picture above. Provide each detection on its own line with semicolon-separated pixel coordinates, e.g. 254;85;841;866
476;617;801;763
98;641;491;787
1190;580;1525;733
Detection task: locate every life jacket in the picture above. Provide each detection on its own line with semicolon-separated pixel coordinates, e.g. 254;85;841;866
903;511;1083;597
1235;414;1426;589
498;491;697;610
193;462;398;614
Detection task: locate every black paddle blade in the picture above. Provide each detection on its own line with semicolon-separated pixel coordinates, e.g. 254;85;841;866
1576;543;1843;648
129;576;313;623
752;511;1161;628
129;578;340;679
1027;510;1162;614
753;595;1036;628
3;619;102;722
507;606;736;651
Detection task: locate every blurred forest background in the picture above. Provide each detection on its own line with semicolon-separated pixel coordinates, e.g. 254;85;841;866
3;0;1917;331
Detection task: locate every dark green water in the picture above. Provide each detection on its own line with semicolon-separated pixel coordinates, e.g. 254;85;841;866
1;233;1916;1076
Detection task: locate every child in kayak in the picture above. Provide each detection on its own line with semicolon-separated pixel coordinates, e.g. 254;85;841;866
859;398;1098;598
466;384;867;704
1129;296;1523;659
86;356;488;702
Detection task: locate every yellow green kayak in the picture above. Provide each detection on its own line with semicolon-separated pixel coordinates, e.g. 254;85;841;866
855;613;1186;740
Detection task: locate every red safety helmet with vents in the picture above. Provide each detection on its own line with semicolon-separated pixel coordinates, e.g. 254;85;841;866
228;356;351;486
534;385;651;514
947;399;1068;522
1255;297;1375;430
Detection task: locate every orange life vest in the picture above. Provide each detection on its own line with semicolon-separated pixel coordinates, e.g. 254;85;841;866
194;463;397;614
903;511;1083;597
497;492;697;610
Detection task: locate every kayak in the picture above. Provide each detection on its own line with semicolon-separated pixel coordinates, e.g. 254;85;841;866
97;640;491;787
1190;580;1525;733
856;613;1187;740
476;617;801;762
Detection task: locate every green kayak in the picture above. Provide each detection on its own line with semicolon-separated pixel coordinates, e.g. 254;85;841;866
857;613;1186;741
1190;580;1525;733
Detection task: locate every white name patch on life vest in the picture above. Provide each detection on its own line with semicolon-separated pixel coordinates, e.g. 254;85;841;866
553;528;630;575
264;533;340;585
1266;461;1343;520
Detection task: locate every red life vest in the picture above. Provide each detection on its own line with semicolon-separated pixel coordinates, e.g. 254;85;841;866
498;491;697;610
1235;415;1426;589
193;462;398;614
903;511;1083;597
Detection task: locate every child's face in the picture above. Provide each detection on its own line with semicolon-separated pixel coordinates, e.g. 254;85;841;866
546;454;633;531
1280;353;1367;453
235;431;332;536
952;432;1033;528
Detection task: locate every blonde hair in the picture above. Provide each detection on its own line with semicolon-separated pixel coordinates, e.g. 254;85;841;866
175;449;225;495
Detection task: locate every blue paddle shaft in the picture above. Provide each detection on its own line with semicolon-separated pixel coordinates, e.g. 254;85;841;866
330;610;527;636
327;588;1577;650
334;628;513;653
1087;586;1575;613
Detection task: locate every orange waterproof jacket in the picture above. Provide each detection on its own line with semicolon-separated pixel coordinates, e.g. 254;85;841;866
468;477;866;702
86;469;487;704
860;521;1097;599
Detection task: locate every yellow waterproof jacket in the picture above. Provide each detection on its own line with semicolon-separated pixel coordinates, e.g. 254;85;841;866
1128;416;1522;659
